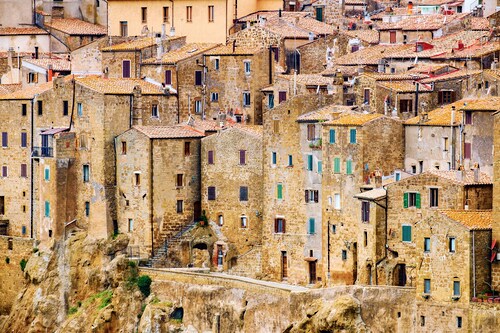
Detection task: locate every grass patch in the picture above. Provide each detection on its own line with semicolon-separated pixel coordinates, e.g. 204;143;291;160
68;306;78;315
20;258;27;271
82;290;113;309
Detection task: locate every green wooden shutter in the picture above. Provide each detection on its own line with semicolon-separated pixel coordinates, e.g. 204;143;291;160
307;155;313;171
350;129;357;143
346;160;352;175
334;158;340;173
402;225;411;242
329;129;335;144
318;161;322;174
416;193;421;208
277;184;283;199
44;168;50;181
309;218;315;234
316;7;323;21
403;192;409;208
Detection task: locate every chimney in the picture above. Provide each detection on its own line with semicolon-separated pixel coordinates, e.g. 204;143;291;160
7;47;14;69
374;169;383;188
48;65;53;82
457;40;464;50
456;166;464;182
492;58;498;70
408;1;413;15
132;85;143;126
473;163;480;183
279;9;282;17
451;105;455;125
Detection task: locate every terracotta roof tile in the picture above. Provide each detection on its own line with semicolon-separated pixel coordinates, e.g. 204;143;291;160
23;58;71;71
277;74;335;86
362;72;429;81
46;18;106;35
322;65;363;76
460;98;500;111
426;170;492;185
282;16;334;35
205;44;264;56
142;43;219;64
405;101;464;126
324;113;383;126
297;105;358;122
484;69;500;80
432;42;500;59
342;30;380;44
377;80;433;93
0;81;54;100
0;26;48;35
102;37;157;51
466;17;490;30
376;13;468;31
262;17;312;38
232;124;263;138
0;84;22;95
334;44;410;65
75;77;164;95
420;69;482;83
439;210;492;230
236;10;309;23
133;125;205;139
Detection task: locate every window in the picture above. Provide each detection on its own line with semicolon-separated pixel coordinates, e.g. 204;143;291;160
134;172;140;186
349;128;357;143
305;190;319;203
43;200;51;218
274;218;285;233
239;150;246;165
271;47;279;62
120;21;128;37
346;160;352;175
438;90;454;104
341;249;347;260
307;124;315;141
443;137;449;151
63;100;69;116
22;225;26;234
424;237;430;252
402;225;412;242
404;192;420;208
163;6;169;22
334;193;341;210
400;99;412;113
21;103;27;116
194;70;202;86
465;111;472;124
128;218;133;232
214;58;220;70
208;150;214;164
331;224;336;234
218;215;223;226
424;279;431;294
141;7;147;23
464;142;471;159
419;160;424;173
244;61;251;75
176;174;183;187
184;142;191;156
239;186;248;201
278;91;287;104
194;99;202;114
307;154;313;171
186;6;193;22
453;281;460;296
122;60;131;78
21;164;27;178
457;316;462;328
121;142;127;155
334;157;340;173
268;94;275;108
389;31;397;44
44;167;50;181
449;237;456;252
364;231;368;246
308;218;315;234
277;183;283;200
361;201;370;222
165;70;172;85
318;161;322;174
27;72;38;83
37;100;43;115
429;188;439;207
0;196;4;214
77;102;83;117
208;186;216;200
243;92;251;107
364;89;370;104
85;201;90;217
315;6;324;22
272;152;277;165
2;166;7;178
329;129;336;144
176;200;183;213
2;132;8;147
151;103;159;118
211;92;219;102
21;132;27;148
420;316;425;327
273;120;280;133
80;164;89;182
288;155;293;166
240;215;247;228
351;44;359;52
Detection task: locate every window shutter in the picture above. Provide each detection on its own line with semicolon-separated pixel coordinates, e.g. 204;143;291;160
274;219;278;233
305;190;309;203
314;190;319;203
366;203;370;221
416;193;421;208
307;155;313;171
451;91;456;103
239;150;245;164
329;129;335;144
403;192;409;208
309;218;315;234
350;129;357;143
277;184;283;199
334;158;340;173
283;219;286;233
165;70;172;85
346;160;352;175
402;225;412;242
438;91;443;104
318;161;322;174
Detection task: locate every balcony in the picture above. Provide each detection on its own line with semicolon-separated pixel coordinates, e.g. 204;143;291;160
32;146;53;158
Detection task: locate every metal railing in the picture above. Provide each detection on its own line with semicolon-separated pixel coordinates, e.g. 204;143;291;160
32;146;53;158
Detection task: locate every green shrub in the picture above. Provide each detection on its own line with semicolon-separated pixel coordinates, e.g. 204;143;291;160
68;306;78;315
98;290;113;309
137;275;152;297
33;248;39;253
20;258;27;271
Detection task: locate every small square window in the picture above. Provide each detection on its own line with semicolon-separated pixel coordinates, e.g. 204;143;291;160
341;250;347;260
449;237;456;252
128;218;134;232
240;215;247;228
176;200;183;213
424;237;430;252
424;279;431;294
402;225;412;242
239;186;248;201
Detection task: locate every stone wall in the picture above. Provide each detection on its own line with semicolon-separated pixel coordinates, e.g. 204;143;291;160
493;113;500;289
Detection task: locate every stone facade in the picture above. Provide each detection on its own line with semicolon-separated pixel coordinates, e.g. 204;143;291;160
200;126;263;276
493;111;500;289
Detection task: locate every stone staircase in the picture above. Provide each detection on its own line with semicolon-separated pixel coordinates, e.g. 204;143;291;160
227;245;262;278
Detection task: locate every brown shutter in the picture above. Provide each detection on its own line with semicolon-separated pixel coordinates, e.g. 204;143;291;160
305;190;309;203
283;219;286;233
438;91;443;104
274;219;278;233
314;190;319;203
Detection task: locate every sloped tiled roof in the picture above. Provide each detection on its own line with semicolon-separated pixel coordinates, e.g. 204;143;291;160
460;97;500;111
23;58;71;71
322;65;363;76
466;17;490;30
102;37;157;51
205;44;264;56
277;74;334;86
405;101;464;126
334;44;410;65
232;124;264;138
133;125;205;139
420;69;482;83
0;84;22;95
426;170;492;185
142;43;219;64
0;81;54;100
76;77;164;95
377;80;433;93
362;72;429;81
263;17;312;38
281;16;334;35
0;26;48;35
46;18;107;35
376;13;468;31
440;210;492;230
297;105;358;122
354;188;387;200
432;42;500;59
342;30;380;44
324;113;382;126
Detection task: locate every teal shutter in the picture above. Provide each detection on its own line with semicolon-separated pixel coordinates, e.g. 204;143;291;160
350;129;357;143
272;152;277;165
277;184;283;199
309;218;315;234
318;161;322;174
288;155;293;166
45;201;50;217
334;157;340;173
44;168;50;181
403;192;409;208
307;155;313;171
315;7;323;21
346;160;352;175
416;193;421;208
402;225;411;242
269;94;274;108
329;129;336;144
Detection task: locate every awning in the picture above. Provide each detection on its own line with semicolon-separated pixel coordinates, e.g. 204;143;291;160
304;257;317;262
41;127;69;135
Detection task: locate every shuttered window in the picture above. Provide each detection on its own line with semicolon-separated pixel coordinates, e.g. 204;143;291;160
464;142;471;159
307;155;313;171
21;164;27;178
361;201;370;222
349;129;357;143
318;161;322;174
334;157;340;173
308;218;315;234
21;132;27;148
2;132;7;147
346;160;352;175
44;167;50;181
239;150;246;165
208;150;214;164
44;201;50;218
122;60;131;78
329;129;336;144
275;218;285;233
277;183;283;199
207;186;216;200
272;152;277;165
404;192;420;208
239;186;248;201
165;70;172;85
402;225;412;242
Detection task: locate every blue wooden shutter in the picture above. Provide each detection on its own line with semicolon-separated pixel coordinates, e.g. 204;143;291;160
309;218;315;234
329;129;335;144
350;129;357;143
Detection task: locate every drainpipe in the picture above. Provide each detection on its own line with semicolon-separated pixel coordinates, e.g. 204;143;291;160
150;138;154;257
450;106;456;170
473;230;476;297
30;95;37;239
176;66;180;124
414;82;419;117
129;95;133;128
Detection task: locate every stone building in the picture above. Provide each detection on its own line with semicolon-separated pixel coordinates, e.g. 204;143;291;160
261;94;336;285
493;110;500;289
204;44;273;125
141;43;220;123
21;58;71;87
322;112;404;286
383;170;493;287
200;125;263;276
115;124;205;260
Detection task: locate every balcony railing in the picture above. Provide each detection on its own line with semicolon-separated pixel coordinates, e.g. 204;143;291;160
32;146;53;158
